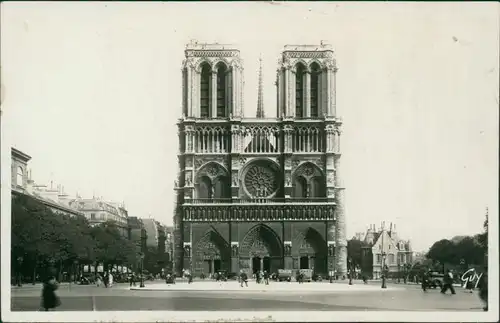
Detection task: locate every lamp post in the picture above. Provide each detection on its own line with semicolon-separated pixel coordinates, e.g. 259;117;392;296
397;258;401;284
140;253;145;288
17;256;24;287
348;258;353;285
73;260;79;283
381;252;387;289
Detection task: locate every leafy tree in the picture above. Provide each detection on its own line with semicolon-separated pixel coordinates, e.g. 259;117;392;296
11;194;138;283
347;239;364;269
426;239;455;265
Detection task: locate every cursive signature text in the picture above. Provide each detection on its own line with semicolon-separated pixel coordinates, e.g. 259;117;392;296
460;268;483;289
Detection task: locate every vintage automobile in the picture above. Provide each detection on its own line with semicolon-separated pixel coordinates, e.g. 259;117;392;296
165;272;176;284
428;272;444;288
276;269;293;282
312;273;323;282
296;269;313;282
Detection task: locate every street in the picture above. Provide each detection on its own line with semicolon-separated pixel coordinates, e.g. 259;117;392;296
11;281;485;311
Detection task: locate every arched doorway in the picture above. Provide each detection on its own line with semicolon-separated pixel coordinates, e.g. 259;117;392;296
293;228;328;275
194;230;230;276
239;225;283;275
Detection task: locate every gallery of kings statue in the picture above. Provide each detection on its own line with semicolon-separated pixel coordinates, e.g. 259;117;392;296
173;41;347;279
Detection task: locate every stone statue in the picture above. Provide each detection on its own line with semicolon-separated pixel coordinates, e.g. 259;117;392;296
231;245;239;257
328;245;335;257
285;245;292;256
184;245;191;255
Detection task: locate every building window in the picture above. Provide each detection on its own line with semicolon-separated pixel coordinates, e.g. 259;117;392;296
376;254;382;264
310;63;320;118
216;64;227;118
388;254;394;264
200;63;211;118
16;166;24;187
295;63;305;118
91;213;96;220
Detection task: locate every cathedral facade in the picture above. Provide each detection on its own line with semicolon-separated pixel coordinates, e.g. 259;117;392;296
173;41;347;278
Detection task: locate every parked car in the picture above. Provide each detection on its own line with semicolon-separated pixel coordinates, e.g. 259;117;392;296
296;269;313;282
165;272;176;284
426;272;444;289
312;273;323;282
276;269;292;282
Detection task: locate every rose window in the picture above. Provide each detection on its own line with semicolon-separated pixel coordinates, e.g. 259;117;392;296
243;160;280;198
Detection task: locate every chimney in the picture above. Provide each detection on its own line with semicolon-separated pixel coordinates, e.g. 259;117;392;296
26;178;34;195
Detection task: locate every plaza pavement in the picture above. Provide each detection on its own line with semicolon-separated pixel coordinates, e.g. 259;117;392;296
129;280;399;292
10;280;485;312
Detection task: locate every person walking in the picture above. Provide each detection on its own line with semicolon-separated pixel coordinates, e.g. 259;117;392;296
478;267;488;311
96;274;102;287
129;273;136;287
240;270;248;287
263;270;269;285
441;269;456;295
108;272;114;287
40;271;61;311
421;269;430;292
104;272;109;288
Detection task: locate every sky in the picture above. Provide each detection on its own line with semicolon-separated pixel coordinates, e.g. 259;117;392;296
1;2;498;252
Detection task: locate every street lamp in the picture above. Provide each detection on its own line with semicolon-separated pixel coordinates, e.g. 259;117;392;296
17;256;24;287
73;260;79;283
348;258;353;285
397;258;401;284
381;253;387;289
140;253;145;288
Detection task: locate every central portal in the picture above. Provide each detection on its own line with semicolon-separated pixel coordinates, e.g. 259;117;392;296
240;224;283;275
251;256;271;274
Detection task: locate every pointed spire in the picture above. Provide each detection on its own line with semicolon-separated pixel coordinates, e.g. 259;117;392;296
256;55;265;118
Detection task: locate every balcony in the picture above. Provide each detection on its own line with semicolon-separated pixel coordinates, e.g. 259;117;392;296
183;197;334;205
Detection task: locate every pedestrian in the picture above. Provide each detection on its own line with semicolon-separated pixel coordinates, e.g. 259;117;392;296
478;268;488;311
264;270;269;285
108;272;114;287
441;269;456;295
421;269;431;292
96;274;102;287
40;271;61;311
464;269;475;293
240;270;248;287
129;273;135;287
103;272;109;288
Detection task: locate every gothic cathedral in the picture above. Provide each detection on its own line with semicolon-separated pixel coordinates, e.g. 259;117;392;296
173;41;347;278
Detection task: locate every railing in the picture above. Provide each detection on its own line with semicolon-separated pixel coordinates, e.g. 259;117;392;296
184;198;333;204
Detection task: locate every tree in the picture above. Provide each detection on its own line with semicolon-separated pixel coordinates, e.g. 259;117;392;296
426;239;455;265
11;193;138;283
347;239;364;269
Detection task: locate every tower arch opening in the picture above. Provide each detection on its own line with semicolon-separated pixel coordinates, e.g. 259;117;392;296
295;63;306;118
215;62;229;118
200;62;212;118
310;62;321;118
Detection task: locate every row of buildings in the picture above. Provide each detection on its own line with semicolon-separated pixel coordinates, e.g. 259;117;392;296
11;147;173;272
